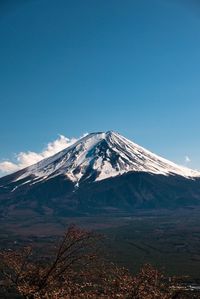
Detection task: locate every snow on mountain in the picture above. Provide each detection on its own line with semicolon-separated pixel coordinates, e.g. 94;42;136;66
13;131;200;186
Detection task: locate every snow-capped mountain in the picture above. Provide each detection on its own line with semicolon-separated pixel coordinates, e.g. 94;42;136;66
9;131;200;187
1;131;200;216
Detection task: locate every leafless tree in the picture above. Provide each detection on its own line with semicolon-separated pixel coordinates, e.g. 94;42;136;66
0;225;101;298
0;226;173;299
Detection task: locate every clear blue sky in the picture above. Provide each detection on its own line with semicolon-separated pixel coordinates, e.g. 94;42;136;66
0;0;200;169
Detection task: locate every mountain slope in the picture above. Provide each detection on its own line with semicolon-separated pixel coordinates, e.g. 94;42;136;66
0;131;200;216
3;131;200;186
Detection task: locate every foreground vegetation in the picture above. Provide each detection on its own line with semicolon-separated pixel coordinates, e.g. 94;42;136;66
1;225;199;299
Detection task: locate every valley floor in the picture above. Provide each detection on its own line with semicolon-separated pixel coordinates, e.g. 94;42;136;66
1;207;200;279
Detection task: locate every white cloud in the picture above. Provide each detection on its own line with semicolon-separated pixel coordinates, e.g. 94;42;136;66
0;134;87;176
185;155;191;163
0;161;20;174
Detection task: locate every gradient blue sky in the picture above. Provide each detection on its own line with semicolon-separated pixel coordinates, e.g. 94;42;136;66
0;0;200;171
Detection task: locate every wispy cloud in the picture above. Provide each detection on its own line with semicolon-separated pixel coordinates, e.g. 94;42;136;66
0;134;87;177
0;161;20;174
185;155;191;163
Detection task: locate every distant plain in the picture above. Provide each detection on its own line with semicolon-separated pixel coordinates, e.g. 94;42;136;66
1;207;200;278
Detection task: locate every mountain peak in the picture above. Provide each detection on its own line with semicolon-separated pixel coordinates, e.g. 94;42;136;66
105;130;116;135
2;131;200;216
7;131;199;188
85;130;117;139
